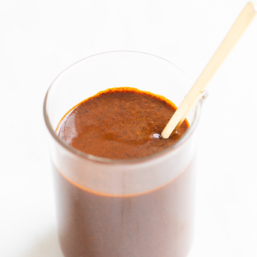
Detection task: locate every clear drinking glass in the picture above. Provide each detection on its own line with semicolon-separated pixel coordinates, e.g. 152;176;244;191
44;51;203;257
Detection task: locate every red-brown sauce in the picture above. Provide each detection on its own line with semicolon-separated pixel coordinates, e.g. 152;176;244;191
54;88;194;257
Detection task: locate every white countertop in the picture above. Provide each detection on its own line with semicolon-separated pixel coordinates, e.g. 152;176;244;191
0;1;257;256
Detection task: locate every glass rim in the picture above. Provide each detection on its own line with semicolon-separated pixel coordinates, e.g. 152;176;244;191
43;50;202;164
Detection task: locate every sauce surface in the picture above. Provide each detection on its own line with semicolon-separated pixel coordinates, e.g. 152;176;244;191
57;87;189;159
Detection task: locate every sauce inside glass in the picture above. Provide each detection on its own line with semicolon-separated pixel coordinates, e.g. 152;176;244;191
54;88;194;257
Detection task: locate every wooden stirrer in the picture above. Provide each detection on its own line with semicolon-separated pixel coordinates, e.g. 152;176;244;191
161;2;257;139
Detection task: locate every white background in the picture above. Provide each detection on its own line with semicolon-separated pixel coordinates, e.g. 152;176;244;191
0;0;257;256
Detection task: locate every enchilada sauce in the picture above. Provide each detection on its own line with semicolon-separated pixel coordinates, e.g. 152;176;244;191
54;88;193;257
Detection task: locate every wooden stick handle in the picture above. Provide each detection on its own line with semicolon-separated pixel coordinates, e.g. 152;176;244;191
161;2;257;139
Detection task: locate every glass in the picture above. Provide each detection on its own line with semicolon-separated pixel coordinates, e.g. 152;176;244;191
44;51;203;257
